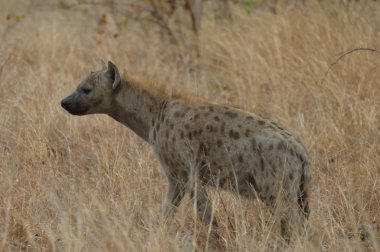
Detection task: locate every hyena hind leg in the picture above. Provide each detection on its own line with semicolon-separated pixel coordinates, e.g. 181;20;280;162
278;197;310;244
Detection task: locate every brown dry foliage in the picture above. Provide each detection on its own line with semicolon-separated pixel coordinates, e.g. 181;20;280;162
0;0;379;251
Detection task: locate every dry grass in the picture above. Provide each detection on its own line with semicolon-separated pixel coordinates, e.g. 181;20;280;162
0;0;379;251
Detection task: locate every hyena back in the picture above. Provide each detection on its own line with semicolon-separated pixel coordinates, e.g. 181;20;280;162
61;61;311;241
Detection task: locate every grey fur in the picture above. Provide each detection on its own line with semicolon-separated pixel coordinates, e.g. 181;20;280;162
61;61;311;241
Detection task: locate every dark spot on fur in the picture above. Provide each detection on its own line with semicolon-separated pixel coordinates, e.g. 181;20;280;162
180;131;184;139
238;124;242;128
214;116;220;122
208;107;215;112
234;132;240;139
238;155;243;163
180;170;187;178
188;132;192;140
170;123;174;130
153;130;156;141
198;129;203;135
245;128;251;137
224;111;238;118
194;114;200;120
258;120;265;126
246;116;254;120
156;122;160;131
184;124;190;129
229;130;240;140
264;185;269;193
269;144;274;150
229;130;233;138
277;141;286;151
217;140;223;147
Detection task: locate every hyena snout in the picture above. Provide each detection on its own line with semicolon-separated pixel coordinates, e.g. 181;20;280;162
61;93;88;115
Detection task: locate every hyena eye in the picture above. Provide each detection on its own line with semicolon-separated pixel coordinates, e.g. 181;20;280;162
82;87;92;95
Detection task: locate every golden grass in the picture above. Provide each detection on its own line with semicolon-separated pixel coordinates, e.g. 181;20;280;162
0;0;379;251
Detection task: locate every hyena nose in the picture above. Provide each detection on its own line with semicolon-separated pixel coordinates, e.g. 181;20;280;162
61;99;69;109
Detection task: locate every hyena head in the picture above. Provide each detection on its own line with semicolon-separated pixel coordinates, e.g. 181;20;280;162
61;61;121;115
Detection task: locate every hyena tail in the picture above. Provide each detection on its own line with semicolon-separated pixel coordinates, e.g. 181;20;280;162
298;158;311;219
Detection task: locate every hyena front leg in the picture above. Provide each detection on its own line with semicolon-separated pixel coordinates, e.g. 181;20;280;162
158;178;185;225
190;183;218;228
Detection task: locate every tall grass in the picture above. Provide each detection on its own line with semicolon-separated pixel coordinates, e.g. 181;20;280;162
0;0;379;251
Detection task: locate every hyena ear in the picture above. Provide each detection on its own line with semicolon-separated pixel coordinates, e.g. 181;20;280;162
106;61;121;90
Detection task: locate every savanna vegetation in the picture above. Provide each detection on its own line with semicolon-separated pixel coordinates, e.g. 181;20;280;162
0;0;379;251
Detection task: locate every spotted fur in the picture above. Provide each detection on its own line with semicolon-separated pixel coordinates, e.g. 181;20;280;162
61;61;311;241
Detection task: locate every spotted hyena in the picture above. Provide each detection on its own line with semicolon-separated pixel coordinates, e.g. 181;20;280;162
61;61;311;241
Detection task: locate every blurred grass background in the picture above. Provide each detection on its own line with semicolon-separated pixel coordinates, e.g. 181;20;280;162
0;0;379;251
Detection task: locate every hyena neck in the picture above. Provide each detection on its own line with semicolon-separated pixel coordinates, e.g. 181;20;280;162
108;77;169;143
